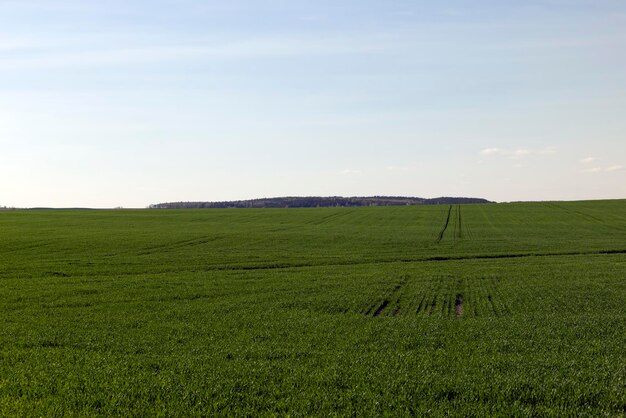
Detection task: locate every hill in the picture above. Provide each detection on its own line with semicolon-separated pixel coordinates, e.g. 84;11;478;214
149;196;492;209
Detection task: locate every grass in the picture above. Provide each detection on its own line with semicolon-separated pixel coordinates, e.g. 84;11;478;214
0;200;625;416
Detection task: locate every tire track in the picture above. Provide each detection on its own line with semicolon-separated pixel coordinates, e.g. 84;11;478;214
304;209;356;226
415;293;427;315
372;300;390;317
461;205;475;240
544;202;626;233
427;278;444;316
436;205;453;243
456;205;462;240
49;248;626;281
366;278;407;317
137;236;224;255
428;295;438;315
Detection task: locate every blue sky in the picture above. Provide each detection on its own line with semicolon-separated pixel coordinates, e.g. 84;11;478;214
1;0;625;207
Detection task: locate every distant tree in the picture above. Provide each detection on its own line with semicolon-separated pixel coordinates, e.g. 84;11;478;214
148;196;492;209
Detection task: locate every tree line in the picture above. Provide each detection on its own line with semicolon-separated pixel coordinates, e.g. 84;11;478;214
149;196;492;209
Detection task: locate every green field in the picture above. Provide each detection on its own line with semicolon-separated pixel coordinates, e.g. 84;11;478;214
1;200;625;416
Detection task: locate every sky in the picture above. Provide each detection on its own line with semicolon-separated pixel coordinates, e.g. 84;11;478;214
1;0;625;208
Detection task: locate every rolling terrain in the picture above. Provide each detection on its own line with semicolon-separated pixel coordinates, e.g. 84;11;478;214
0;200;625;415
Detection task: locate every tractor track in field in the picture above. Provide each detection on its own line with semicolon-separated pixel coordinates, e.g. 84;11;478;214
35;249;626;280
416;294;427;314
136;236;224;255
487;294;498;317
368;280;406;317
360;277;505;320
436;205;453;243
35;249;626;277
543;202;605;223
304;209;356;226
454;205;461;240
544;202;626;232
456;205;463;240
372;300;390;317
448;205;463;241
428;296;437;315
422;279;443;316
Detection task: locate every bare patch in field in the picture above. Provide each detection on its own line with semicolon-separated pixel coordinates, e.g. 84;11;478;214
454;294;464;319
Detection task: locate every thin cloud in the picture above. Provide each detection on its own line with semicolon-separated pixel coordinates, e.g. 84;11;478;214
338;169;363;176
488;34;626;51
513;149;531;157
0;39;37;51
386;165;410;172
0;36;391;71
582;165;623;173
479;148;504;156
580;157;595;164
479;147;556;159
0;34;85;53
538;147;557;155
